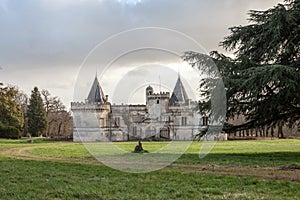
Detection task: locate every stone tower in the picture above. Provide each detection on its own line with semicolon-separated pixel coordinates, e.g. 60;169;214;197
146;86;170;121
71;76;111;141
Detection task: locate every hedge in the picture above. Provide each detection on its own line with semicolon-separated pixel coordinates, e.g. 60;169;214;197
0;126;21;139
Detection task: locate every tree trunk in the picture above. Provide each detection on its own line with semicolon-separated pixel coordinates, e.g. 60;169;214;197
57;121;62;136
278;121;284;138
270;126;274;137
265;127;269;137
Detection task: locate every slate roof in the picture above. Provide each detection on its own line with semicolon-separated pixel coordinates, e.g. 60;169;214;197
87;76;106;103
169;76;189;105
146;85;153;91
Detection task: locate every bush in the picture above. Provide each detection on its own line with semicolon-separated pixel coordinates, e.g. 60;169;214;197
0;126;21;139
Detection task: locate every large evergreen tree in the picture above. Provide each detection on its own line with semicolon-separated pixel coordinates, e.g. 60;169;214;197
27;87;47;136
183;0;300;135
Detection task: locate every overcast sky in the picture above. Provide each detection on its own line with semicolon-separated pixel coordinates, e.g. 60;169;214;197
0;0;283;109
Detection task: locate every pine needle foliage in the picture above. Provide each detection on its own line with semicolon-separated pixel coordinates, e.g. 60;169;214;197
27;87;47;136
183;0;300;132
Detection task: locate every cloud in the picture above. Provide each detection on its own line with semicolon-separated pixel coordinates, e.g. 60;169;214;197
0;0;284;108
0;0;283;68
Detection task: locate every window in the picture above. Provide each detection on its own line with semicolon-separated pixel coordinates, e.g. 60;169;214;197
115;117;120;127
157;99;159;104
133;127;137;136
202;116;208;126
99;118;104;128
181;117;187;126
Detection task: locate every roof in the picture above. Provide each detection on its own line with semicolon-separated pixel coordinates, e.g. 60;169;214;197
146;85;153;91
87;76;106;103
169;76;189;105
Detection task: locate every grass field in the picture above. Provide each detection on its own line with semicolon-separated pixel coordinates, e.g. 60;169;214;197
0;139;300;199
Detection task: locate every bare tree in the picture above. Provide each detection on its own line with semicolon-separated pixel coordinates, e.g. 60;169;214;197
41;90;73;138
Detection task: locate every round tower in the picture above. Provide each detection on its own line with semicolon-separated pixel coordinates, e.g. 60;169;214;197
146;85;153;104
146;85;153;95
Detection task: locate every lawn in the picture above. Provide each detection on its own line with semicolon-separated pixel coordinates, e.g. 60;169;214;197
27;140;300;167
0;139;300;199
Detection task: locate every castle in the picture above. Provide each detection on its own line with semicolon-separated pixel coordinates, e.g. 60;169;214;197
71;75;205;142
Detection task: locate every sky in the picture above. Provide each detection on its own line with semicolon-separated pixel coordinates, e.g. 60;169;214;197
0;0;283;109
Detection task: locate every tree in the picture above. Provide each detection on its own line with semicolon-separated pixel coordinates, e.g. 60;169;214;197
0;82;24;129
15;88;28;134
27;87;47;136
41;89;73;138
183;0;300;136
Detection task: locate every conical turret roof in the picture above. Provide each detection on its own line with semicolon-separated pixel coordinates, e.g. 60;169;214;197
169;76;189;105
87;76;106;103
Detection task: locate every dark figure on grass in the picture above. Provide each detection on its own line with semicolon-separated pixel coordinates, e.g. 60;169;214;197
133;140;148;153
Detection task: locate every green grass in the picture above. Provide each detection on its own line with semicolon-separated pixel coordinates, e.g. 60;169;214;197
182;140;300;167
0;158;299;200
1;139;300;199
0;139;31;150
26;140;300;167
0;138;61;153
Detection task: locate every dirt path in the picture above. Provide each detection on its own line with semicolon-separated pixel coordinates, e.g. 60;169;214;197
167;163;300;182
1;144;299;182
0;143;99;165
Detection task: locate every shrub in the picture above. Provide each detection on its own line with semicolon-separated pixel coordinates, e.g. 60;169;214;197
0;126;21;139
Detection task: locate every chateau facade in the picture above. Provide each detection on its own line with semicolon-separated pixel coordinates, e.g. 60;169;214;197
71;76;205;142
